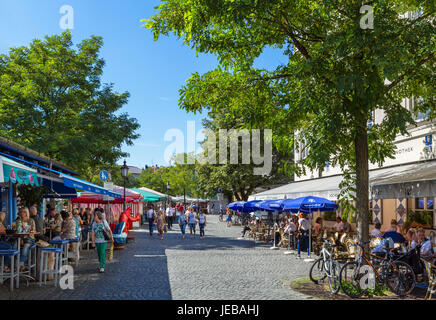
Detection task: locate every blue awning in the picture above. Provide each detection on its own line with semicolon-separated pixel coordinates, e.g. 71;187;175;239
60;174;122;199
42;178;77;199
0;152;122;199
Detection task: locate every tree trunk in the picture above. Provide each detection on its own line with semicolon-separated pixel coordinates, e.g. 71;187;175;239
354;119;369;245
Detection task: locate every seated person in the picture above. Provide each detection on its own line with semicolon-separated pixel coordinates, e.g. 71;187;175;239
405;228;417;250
284;220;297;235
29;206;49;242
342;219;352;233
16;208;36;271
240;221;251;238
313;217;323;236
333;217;344;233
371;222;383;238
418;230;436;263
56;210;77;240
0;211;18;272
385;219;402;234
382;225;406;244
44;208;62;238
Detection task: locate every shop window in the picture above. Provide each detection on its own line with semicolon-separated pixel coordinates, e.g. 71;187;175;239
406;209;433;229
428;199;434;210
415;197;425;210
407;197;434;229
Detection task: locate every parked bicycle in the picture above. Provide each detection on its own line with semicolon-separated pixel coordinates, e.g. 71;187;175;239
339;240;415;298
309;239;343;294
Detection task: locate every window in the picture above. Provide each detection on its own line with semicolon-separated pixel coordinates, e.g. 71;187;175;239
414;197;434;211
427;199;434;210
415;198;425;210
299;140;309;160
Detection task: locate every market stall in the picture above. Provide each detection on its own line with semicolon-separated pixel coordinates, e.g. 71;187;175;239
72;187;142;229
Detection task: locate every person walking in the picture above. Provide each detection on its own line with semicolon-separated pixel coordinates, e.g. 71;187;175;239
178;209;187;239
146;206;155;237
188;208;197;236
166;205;173;230
296;212;310;259
226;209;232;227
91;211;113;273
156;211;165;240
198;211;207;238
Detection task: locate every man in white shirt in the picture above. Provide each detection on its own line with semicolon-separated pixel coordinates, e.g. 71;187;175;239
420;231;435;264
284;221;297;234
165;205;172;230
333;217;344;233
371;222;383;238
188;208;197;236
146;206;155;236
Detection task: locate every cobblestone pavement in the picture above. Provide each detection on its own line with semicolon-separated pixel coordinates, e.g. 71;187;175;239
0;216;313;300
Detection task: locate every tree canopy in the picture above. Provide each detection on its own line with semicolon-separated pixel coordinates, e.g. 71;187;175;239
0;32;140;174
144;0;435;242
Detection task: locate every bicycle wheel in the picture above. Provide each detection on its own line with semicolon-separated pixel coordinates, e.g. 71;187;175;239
339;261;367;298
328;259;341;294
385;261;416;297
309;258;327;284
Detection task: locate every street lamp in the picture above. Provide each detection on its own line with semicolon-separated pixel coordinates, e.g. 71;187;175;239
121;160;129;211
166;182;170;210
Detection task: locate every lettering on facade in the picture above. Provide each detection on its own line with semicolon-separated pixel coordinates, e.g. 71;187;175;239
395;146;413;155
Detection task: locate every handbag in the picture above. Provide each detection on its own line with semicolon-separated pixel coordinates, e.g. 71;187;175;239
102;227;111;241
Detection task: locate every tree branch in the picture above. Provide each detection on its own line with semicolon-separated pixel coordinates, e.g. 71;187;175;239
386;53;435;92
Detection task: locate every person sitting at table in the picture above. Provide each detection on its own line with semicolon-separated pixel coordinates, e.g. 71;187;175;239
15;207;36;271
44;208;62;238
333;217;344;233
280;219;297;248
0;211;18;272
29;205;49;242
385;219;402;234
420;231;436;265
240;219;251;238
55;210;76;240
371;222;383;238
313;217;323;236
405;228;418;250
342;219;352;233
382;225;406;244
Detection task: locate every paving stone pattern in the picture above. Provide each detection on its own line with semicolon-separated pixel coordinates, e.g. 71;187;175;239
0;216;312;300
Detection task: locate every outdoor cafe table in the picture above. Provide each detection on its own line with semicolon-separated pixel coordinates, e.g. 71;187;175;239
7;232;40;282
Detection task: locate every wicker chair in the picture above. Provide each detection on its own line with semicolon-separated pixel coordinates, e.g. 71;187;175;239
421;258;436;300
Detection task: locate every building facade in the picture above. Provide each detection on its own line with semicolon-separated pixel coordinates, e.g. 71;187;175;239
249;99;436;232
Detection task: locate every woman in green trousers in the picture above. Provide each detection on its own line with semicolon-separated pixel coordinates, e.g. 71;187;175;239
91;210;113;273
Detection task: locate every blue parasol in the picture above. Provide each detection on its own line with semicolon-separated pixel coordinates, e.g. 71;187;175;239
281;196;338;214
227;201;246;212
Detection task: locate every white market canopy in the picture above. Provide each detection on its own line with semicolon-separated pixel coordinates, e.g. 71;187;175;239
249;160;436;201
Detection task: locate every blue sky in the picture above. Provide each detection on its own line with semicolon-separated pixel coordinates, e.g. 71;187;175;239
0;0;287;169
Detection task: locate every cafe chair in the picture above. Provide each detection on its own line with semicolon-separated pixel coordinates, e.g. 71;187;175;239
421;258;436;300
39;247;63;287
0;250;20;292
50;239;69;266
21;243;38;282
68;237;80;267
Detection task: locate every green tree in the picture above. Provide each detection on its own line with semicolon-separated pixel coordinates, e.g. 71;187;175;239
144;0;435;243
0;32;140;174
